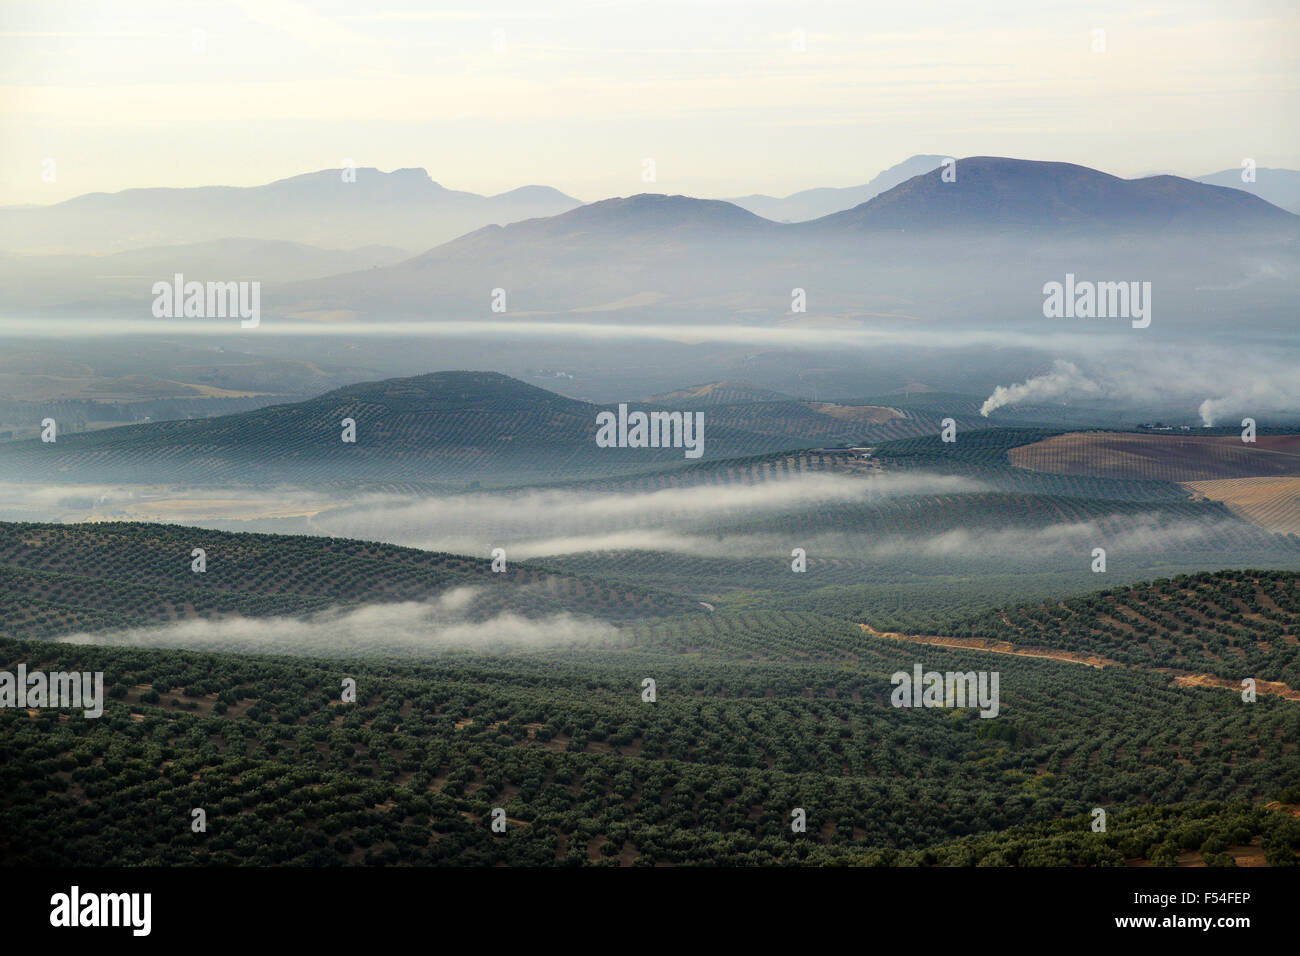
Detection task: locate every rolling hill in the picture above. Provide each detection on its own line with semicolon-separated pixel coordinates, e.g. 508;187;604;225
0;370;832;485
913;569;1300;690
1008;432;1300;481
0;520;698;643
640;381;796;406
2;553;1297;866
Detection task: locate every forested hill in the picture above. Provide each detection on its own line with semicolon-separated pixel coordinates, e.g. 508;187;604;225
925;569;1300;689
0;371;812;485
0;520;700;644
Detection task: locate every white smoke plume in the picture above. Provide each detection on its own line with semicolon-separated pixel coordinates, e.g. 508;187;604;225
1197;375;1300;427
980;360;1102;417
981;350;1300;424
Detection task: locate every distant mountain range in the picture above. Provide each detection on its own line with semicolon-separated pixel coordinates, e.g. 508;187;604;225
0;167;582;255
725;156;1300;223
12;155;1295;260
271;157;1298;323
808;157;1298;232
1196;167;1300;215
273;191;792;318
5;156;1296;325
725;154;949;222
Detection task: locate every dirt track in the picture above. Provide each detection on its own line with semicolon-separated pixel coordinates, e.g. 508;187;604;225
856;622;1300;701
855;622;1117;668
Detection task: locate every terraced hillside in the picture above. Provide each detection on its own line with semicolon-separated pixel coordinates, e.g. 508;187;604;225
545;490;1299;599
535;436;1299;622
2;572;1298;865
0;521;699;642
872;428;1203;500
921;570;1300;689
881;800;1300;867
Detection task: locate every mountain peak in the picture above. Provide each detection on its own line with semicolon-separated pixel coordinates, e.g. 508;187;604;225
811;156;1297;233
324;370;580;409
531;192;773;230
426;192;775;255
490;184;581;202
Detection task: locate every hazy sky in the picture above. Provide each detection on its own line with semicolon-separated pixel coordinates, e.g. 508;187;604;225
3;0;1297;205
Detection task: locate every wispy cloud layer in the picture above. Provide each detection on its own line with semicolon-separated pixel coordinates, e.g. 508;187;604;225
59;588;617;657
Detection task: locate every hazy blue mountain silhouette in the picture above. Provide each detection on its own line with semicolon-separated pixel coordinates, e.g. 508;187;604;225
727;154;948;221
0;167;582;254
808;157;1299;233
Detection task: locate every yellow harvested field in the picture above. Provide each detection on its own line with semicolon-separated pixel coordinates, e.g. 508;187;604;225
1183;476;1300;535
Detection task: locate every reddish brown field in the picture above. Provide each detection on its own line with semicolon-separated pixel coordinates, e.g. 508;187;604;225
1009;431;1300;481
